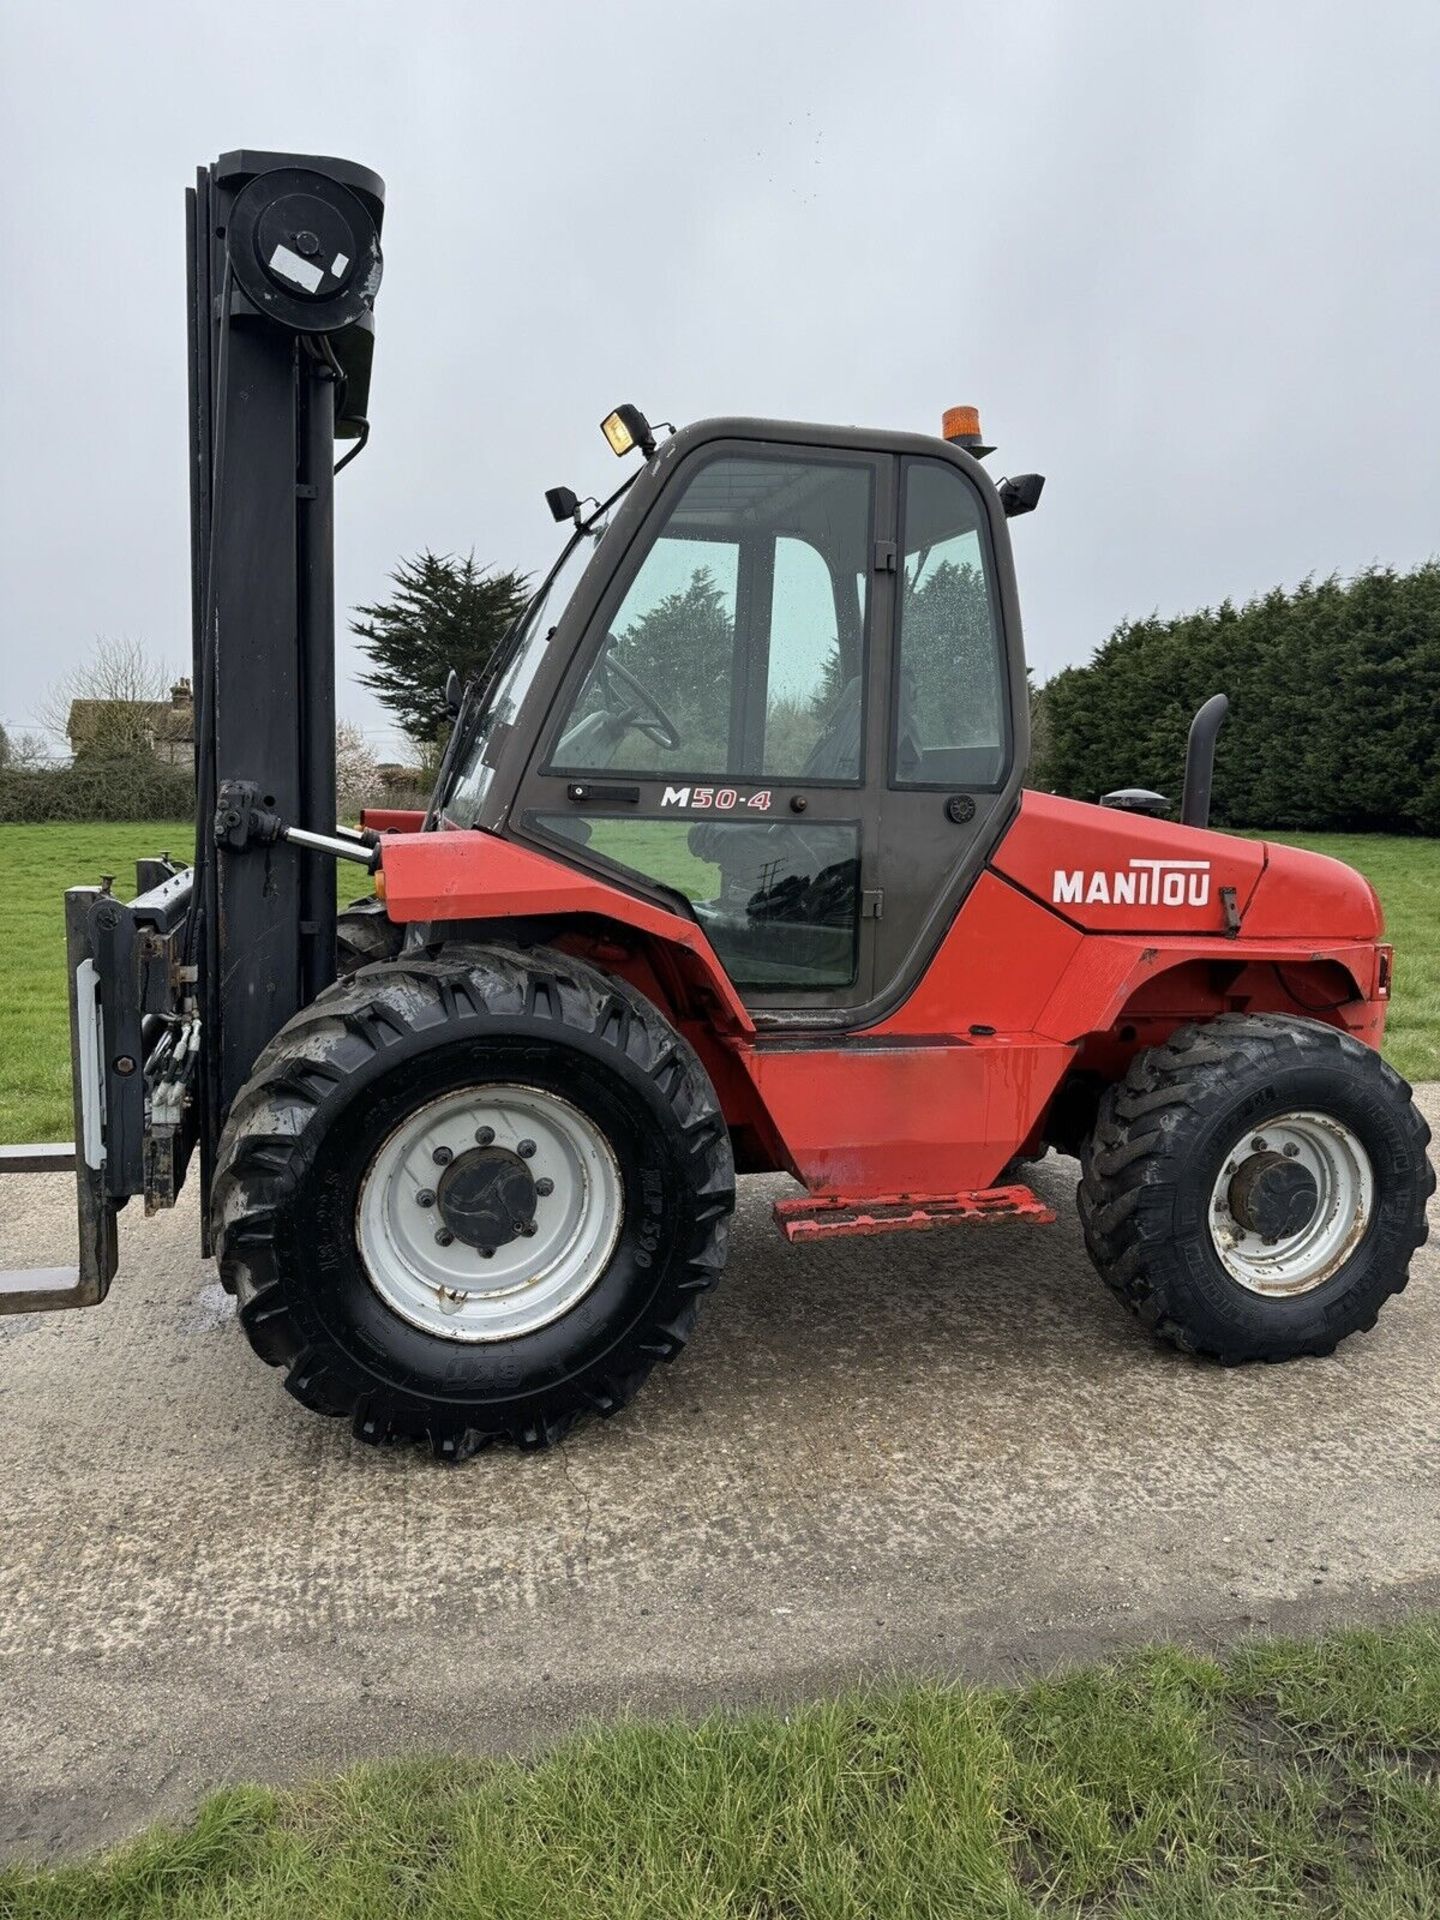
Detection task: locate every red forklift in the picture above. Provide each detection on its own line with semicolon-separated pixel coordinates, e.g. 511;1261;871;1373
2;152;1431;1459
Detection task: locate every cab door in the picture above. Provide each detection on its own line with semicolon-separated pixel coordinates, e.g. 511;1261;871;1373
512;439;893;1015
867;452;1019;1006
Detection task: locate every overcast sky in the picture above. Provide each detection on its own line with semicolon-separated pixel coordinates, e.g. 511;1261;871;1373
3;0;1437;762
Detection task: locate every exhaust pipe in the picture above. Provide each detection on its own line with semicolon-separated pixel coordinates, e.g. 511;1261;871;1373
1180;693;1229;828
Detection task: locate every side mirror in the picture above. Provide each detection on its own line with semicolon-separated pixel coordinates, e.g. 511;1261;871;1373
444;667;462;718
998;473;1045;518
545;485;579;523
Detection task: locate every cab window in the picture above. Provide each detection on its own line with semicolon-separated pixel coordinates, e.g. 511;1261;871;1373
892;459;1008;788
539;813;862;990
551;453;872;784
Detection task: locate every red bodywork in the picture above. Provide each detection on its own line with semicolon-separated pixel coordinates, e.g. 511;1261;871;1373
376;792;1388;1204
359;807;426;835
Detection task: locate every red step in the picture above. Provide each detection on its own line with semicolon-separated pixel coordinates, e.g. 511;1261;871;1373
773;1182;1056;1244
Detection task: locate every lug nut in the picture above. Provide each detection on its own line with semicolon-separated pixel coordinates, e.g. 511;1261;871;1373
534;1177;555;1198
1284;1143;1300;1158
475;1126;495;1146
479;1246;495;1259
1251;1136;1267;1152
434;1227;454;1247
415;1189;436;1209
432;1145;453;1166
519;1221;538;1238
517;1138;537;1159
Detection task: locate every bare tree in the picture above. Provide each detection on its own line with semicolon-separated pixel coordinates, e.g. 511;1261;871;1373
42;637;179;760
335;718;379;819
3;729;55;769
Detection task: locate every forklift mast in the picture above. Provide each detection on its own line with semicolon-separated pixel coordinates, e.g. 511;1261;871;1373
0;151;384;1311
188;150;384;1183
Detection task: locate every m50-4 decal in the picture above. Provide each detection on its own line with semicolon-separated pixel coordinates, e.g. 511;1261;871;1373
660;785;773;813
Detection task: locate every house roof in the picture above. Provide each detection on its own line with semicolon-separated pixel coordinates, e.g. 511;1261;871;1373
66;695;194;747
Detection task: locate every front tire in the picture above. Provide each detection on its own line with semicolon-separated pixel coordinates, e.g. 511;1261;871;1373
212;946;734;1458
1078;1014;1433;1362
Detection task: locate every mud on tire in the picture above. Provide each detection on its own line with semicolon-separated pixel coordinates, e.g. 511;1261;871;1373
212;945;735;1458
335;896;402;976
1078;1013;1433;1363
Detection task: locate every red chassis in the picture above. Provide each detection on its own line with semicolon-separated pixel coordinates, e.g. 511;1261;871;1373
372;790;1389;1211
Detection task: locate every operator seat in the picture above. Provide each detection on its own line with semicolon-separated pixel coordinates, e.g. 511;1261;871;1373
688;675;861;877
688;672;922;872
799;673;864;780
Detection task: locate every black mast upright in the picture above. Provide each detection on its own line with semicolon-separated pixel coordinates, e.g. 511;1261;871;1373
186;151;384;1213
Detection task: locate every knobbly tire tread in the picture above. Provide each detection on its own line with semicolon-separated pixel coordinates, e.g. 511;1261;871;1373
335;897;403;976
212;944;734;1459
1077;1013;1433;1363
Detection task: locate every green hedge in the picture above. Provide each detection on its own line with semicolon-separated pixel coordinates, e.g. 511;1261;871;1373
0;757;195;824
1034;563;1440;833
0;759;432;824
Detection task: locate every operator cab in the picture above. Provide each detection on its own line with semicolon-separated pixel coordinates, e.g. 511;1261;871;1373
437;408;1033;1023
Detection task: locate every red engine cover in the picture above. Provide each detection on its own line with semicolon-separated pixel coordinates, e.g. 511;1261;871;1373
991;791;1266;933
1241;840;1383;940
992;791;1382;944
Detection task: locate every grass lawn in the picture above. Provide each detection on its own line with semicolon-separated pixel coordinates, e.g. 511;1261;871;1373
0;824;1433;1143
0;823;194;1143
3;1616;1438;1917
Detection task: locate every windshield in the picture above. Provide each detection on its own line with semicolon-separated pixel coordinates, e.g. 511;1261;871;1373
438;524;604;828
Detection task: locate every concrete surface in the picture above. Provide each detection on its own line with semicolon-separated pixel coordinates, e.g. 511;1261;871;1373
1;1085;1436;1861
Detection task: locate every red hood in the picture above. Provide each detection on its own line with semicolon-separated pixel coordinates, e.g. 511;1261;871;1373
993;792;1266;934
992;793;1381;942
1241;838;1384;941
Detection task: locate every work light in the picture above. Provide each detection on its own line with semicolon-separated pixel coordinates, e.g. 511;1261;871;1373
600;404;656;458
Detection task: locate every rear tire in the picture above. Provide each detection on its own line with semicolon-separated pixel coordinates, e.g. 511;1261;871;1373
212;945;734;1458
336;896;402;976
1078;1014;1432;1362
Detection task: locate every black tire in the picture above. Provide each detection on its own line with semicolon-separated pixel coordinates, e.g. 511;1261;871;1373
212;945;734;1458
336;896;402;976
1078;1013;1433;1363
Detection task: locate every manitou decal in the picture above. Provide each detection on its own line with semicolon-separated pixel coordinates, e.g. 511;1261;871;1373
1053;858;1211;908
660;785;773;813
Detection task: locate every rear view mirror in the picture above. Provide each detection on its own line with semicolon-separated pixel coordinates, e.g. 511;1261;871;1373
998;473;1045;518
444;667;462;718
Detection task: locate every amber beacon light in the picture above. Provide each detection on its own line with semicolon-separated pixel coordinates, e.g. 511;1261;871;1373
941;404;994;457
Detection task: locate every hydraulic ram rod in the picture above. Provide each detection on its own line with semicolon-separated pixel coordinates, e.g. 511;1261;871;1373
283;824;379;868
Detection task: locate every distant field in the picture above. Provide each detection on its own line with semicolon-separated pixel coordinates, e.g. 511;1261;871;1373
0;823;1433;1143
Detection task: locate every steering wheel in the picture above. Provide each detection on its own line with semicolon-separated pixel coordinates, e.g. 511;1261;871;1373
597;650;682;751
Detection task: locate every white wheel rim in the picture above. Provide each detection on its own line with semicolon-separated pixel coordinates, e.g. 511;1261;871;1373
1207;1109;1373;1296
356;1084;624;1342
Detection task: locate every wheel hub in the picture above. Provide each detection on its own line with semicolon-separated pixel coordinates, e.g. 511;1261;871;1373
436;1147;535;1250
1226;1150;1319;1240
1207;1110;1373;1296
356;1084;624;1342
